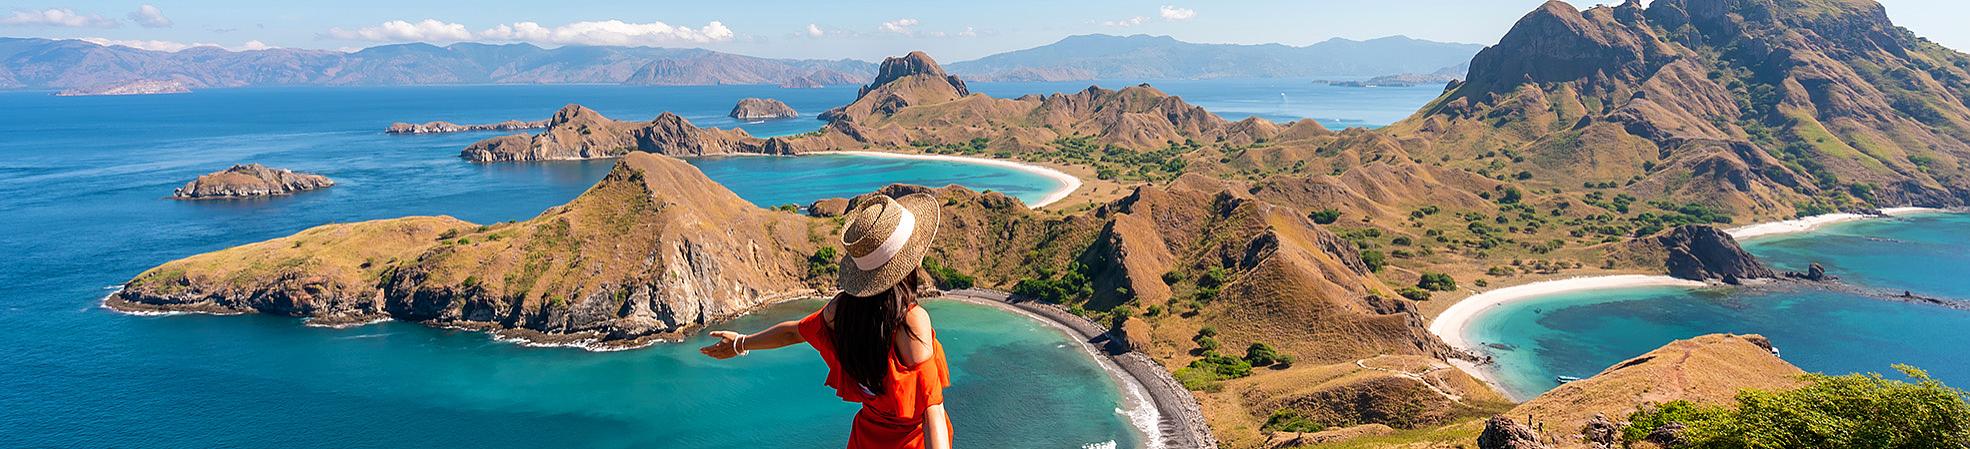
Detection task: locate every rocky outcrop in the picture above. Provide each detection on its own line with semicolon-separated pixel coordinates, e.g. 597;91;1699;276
728;98;799;120
806;197;849;217
117;153;819;348
1505;334;1804;449
1582;414;1618;449
1477;416;1548;449
386;120;547;134
1784;262;1834;282
860;51;968;100
56;79;190;96
172;164;335;199
1624;225;1776;283
460;104;787;162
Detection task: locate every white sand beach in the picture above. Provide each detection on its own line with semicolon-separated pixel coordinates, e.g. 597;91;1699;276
1429;275;1709;354
813;151;1084;208
1726;207;1942;240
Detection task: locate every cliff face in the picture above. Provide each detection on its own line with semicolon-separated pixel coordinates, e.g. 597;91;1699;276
1390;0;1970;219
172;164;335;199
1619;225;1776;283
118;153;819;347
460;105;787;162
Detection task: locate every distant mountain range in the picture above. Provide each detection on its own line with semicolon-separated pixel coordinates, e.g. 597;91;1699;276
0;38;874;89
944;34;1483;81
0;34;1481;90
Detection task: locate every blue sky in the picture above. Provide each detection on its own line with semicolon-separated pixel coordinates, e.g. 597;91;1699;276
2;1;1966;61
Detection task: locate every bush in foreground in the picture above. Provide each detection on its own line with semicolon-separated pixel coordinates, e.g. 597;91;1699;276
1623;365;1970;448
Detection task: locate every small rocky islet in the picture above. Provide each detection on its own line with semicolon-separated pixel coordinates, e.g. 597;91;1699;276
171;164;334;200
385;119;548;134
727;98;799;121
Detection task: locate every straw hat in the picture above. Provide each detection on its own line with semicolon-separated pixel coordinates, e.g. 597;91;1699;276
837;193;942;297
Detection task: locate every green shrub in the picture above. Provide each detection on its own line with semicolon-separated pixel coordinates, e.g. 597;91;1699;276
1398;286;1432;301
1309;208;1342;224
807;247;840;278
1174;366;1223;392
1189;352;1254;378
1418;272;1457;292
1360;250;1387;272
920;257;975;290
1623;365;1970;448
1262;409;1324;433
1244;342;1287;367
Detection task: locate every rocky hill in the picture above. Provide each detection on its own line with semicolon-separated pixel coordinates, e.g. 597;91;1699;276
728;98;799;120
115;153;819;347
1388;0;1970;219
948;34;1483;82
1501;334;1803;449
172;164;334;199
460;104;788;162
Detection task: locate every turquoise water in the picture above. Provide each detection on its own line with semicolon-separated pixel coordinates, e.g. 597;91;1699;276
0;86;1133;448
1466;213;1970;400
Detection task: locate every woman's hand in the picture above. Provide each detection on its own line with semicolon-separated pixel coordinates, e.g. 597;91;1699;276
699;331;744;359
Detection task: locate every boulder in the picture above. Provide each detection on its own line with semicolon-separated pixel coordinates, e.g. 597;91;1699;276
807;197;850;217
1477;416;1549;449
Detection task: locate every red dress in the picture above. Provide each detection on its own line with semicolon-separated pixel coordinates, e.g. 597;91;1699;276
798;308;952;449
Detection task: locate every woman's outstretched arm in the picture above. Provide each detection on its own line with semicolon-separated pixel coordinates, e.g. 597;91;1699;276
699;319;804;359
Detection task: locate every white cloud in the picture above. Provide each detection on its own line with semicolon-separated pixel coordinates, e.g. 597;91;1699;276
1;8;118;28
129;4;171;28
327;19;473;42
1159;5;1196;21
1101;16;1147;27
880;18;918;35
959;26;977;38
239;40;272;51
82;37;206;52
806;23;824;37
478;20;733;46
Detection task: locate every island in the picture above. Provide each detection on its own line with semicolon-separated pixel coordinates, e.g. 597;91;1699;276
171;164;334;200
385;120;548;134
115;0;1970;446
728;98;799;121
56;80;190;97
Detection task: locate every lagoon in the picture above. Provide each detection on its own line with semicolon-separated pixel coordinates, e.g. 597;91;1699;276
1463;213;1970;400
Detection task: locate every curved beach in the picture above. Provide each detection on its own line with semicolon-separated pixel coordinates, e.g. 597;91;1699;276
1727;207;1941;240
811;151;1084;208
936;289;1214;449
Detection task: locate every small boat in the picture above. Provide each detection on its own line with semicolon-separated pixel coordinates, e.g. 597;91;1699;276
1556;375;1582;383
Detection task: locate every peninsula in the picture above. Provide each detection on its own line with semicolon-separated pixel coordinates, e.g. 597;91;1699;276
56;80;190;96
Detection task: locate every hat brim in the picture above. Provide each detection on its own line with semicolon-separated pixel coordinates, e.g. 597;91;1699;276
837;193;942;297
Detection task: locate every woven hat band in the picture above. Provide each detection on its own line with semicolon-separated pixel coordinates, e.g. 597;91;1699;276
849;206;915;271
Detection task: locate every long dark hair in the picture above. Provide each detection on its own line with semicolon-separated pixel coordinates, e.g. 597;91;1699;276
832;271;921;393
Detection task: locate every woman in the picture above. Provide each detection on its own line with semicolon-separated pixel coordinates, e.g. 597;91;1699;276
700;193;954;449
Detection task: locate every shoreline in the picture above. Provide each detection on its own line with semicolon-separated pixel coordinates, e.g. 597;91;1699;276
1726;207;1941;240
1435;207;1954;399
807;151;1084;208
936;289;1214;449
1427;275;1709;400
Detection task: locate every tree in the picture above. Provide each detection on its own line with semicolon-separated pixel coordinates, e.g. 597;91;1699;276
1245;342;1286;367
1418;272;1458;292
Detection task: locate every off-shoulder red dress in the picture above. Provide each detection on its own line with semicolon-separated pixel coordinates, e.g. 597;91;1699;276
797;307;952;449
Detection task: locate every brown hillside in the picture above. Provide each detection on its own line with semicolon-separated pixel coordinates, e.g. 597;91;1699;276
1509;333;1804;448
461;105;786;162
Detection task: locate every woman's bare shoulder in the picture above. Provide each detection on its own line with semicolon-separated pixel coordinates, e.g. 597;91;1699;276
905;305;934;341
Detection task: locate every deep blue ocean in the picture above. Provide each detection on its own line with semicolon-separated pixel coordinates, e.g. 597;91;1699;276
0;81;1442;448
1467;213;1970;400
